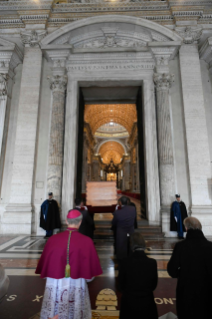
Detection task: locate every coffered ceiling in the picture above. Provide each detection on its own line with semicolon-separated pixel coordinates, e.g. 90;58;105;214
99;141;125;164
84;103;137;134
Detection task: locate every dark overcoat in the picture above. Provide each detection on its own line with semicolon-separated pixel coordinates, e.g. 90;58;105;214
112;205;136;259
167;229;212;319
170;201;188;232
118;250;158;319
40;199;61;231
75;207;94;239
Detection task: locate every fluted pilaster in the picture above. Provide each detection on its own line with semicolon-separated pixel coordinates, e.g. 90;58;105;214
154;72;175;206
47;75;67;204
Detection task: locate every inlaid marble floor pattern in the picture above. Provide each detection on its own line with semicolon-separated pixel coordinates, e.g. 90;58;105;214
0;234;185;319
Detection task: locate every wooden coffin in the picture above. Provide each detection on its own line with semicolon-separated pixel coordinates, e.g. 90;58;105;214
86;181;117;206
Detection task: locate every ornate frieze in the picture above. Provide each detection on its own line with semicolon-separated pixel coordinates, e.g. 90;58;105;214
21;30;47;47
175;26;202;44
153;73;175;90
0;73;9;99
49;75;68;93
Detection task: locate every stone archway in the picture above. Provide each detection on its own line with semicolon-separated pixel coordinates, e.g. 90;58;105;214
41;15;182;225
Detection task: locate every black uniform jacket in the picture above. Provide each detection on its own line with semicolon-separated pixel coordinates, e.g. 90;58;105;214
118;250;158;319
170;201;188;232
112;205;136;259
167;229;212;319
75;207;94;239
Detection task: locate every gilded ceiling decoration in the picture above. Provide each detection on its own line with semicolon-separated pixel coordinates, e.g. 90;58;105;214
84;104;137;134
99;141;125;164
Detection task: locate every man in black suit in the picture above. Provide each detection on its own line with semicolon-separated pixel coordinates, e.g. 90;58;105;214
119;233;158;319
167;217;212;319
112;196;136;260
74;198;94;239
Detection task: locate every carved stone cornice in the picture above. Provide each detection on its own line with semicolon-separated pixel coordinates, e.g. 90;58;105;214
49;75;68;93
0;73;9;100
153;73;175;91
0;37;23;75
175;26;202;44
21;30;47;47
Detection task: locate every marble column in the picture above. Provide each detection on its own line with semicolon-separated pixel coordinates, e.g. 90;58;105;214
4;30;45;234
61;80;79;221
0;47;23;194
82;134;88;193
178;28;212;229
0;74;9;158
154;73;175;208
47;75;67;204
135;143;140;193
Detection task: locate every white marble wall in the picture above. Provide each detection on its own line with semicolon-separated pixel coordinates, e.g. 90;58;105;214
169;57;191;209
2;47;42;234
179;45;212;207
200;60;212;162
33;58;52;235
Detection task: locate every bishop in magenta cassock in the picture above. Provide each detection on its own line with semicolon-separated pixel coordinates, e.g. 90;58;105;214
36;209;102;319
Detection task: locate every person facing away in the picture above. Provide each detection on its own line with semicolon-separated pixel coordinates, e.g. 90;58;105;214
118;233;158;319
40;192;61;239
36;209;102;319
167;217;212;319
112;195;136;260
127;197;138;229
170;193;188;239
74;197;95;239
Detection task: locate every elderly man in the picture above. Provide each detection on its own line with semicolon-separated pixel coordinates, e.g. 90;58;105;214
40;192;61;239
112;196;136;260
167;217;212;319
36;209;102;319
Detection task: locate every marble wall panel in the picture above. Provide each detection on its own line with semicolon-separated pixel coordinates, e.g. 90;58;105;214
200;60;212;162
0;65;22;205
9;47;42;205
179;44;212;206
169;56;191;209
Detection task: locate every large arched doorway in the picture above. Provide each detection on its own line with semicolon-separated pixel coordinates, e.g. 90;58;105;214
41;15;182;225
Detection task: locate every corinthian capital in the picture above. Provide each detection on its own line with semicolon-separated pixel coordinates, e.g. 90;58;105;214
49;75;68;93
153;73;175;90
176;26;202;44
0;73;9;99
21;30;47;47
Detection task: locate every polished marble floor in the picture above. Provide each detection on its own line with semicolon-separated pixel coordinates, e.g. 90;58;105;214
0;233;183;319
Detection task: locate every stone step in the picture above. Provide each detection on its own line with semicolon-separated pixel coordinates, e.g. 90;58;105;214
93;227;164;240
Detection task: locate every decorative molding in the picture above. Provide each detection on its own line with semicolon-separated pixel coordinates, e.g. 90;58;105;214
175;26;202;44
153;73;175;90
0;73;9;99
49;75;68;92
21;30;47;47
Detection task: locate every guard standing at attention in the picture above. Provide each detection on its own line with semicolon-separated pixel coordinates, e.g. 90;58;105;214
40;192;61;239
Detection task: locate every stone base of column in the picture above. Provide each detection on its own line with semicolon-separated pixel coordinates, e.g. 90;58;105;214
2;204;32;234
161;206;171;237
191;205;212;236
